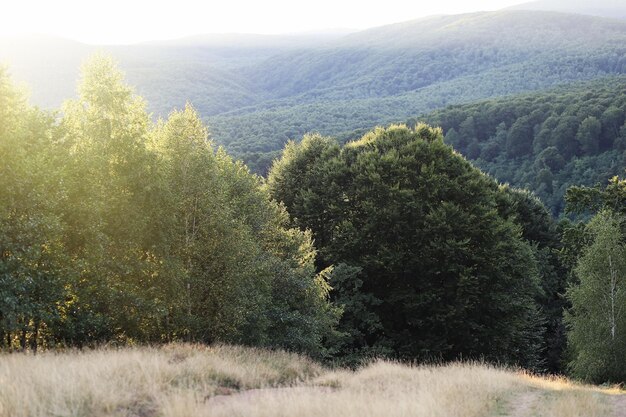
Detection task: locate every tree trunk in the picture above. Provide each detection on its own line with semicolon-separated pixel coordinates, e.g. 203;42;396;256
31;320;40;354
20;328;27;352
609;254;617;340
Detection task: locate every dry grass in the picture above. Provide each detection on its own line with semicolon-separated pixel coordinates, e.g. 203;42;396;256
196;361;521;417
0;344;623;417
0;344;320;417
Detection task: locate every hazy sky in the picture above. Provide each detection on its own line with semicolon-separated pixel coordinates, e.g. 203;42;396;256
1;0;529;44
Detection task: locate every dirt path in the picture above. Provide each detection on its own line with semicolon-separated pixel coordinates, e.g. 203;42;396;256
501;390;541;417
209;386;626;416
611;395;626;417
502;390;626;417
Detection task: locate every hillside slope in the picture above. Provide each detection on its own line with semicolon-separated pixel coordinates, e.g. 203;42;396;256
0;33;341;114
208;10;626;165
249;10;626;98
416;76;626;214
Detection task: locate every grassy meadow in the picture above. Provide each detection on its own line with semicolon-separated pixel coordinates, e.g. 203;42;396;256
0;344;623;417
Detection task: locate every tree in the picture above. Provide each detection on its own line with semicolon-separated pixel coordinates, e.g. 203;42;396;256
576;116;601;155
600;106;624;149
443;127;461;149
0;55;340;356
506;115;533;157
0;67;70;351
152;104;242;341
269;124;544;367
457;116;476;150
551;116;580;160
566;211;626;383
497;187;568;372
267;133;341;264
535;146;565;172
59;54;164;344
566;175;626;216
536;168;554;194
152;105;340;355
480;122;506;161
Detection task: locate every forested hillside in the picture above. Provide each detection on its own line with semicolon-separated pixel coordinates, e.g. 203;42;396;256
2;10;626;176
413;76;626;214
210;10;626;164
0;34;334;114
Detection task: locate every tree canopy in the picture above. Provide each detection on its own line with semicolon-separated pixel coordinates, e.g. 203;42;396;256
413;77;626;215
268;124;558;368
0;57;338;357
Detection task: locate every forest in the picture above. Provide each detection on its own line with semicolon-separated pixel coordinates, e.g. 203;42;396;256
414;76;626;215
2;56;626;385
205;10;626;165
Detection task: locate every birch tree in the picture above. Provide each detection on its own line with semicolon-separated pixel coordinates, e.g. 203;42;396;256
566;210;626;382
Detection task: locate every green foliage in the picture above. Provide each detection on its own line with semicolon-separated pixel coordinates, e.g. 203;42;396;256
506;116;534;158
566;175;626;216
5;24;626;373
418;77;626;215
203;11;626;171
4;12;626;178
0;57;338;357
57;54;162;343
565;210;626;383
576;116;602;155
495;188;568;372
561;176;626;382
0;66;70;351
269;124;548;369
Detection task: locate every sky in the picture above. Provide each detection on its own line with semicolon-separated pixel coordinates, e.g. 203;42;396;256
0;0;530;44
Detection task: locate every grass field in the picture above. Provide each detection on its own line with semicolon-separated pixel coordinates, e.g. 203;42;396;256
0;344;623;417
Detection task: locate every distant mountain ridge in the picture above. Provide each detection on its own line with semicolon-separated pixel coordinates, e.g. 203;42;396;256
1;9;626;174
206;10;626;165
141;31;350;48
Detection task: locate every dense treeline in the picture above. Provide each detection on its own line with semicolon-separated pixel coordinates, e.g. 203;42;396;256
220;76;626;177
412;77;626;215
0;58;339;356
214;64;626;175
266;123;626;381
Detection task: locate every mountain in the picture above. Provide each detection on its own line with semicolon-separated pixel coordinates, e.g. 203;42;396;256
0;32;345;114
1;10;626;175
240;11;626;101
150;31;355;47
0;36;89;109
507;0;626;20
206;10;626;171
